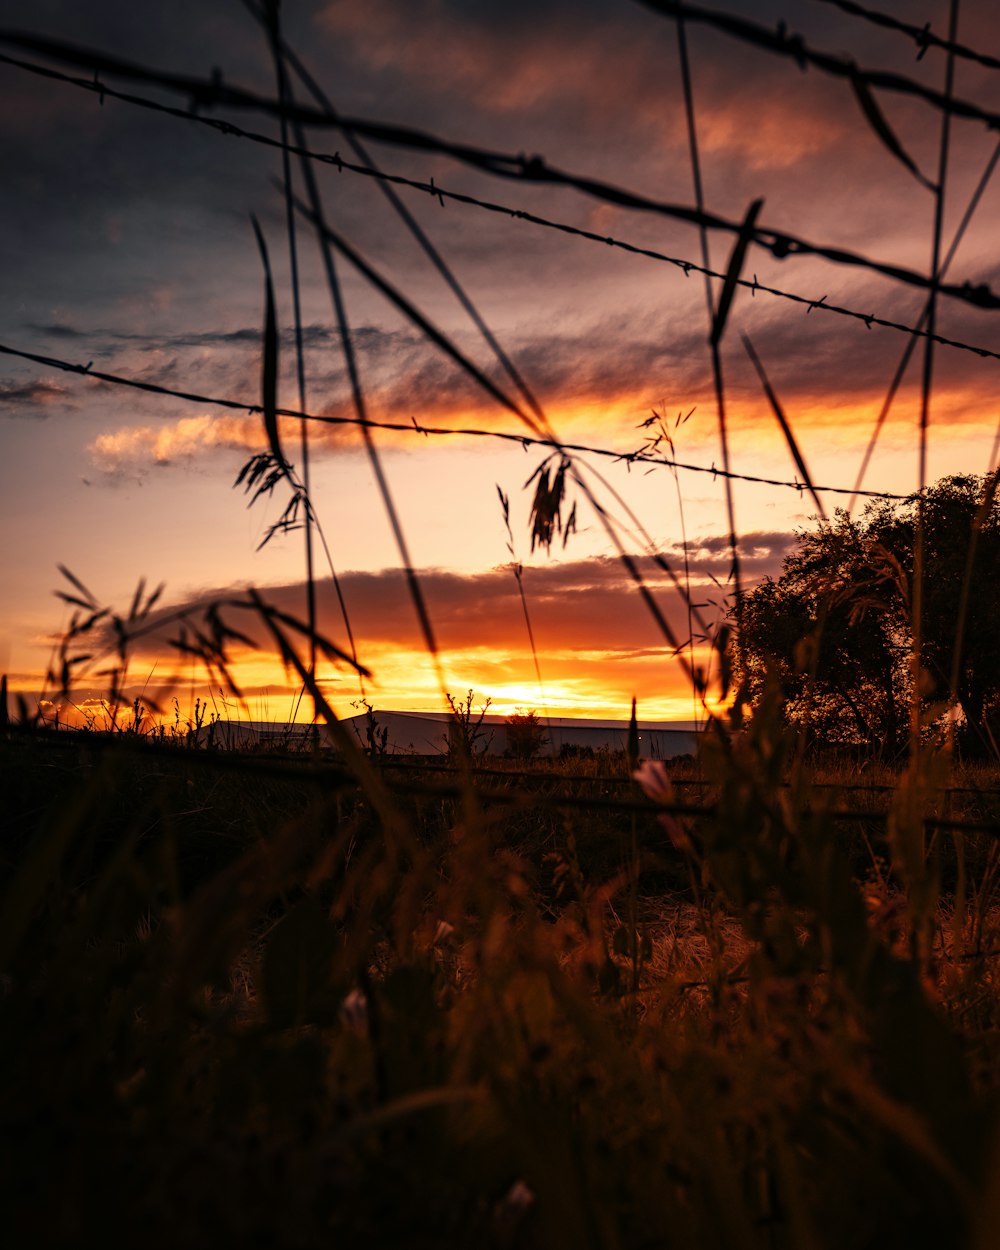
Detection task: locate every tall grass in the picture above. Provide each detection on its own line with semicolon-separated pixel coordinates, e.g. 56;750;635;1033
6;705;1000;1247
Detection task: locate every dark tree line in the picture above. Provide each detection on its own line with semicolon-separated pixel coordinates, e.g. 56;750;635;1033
733;474;1000;759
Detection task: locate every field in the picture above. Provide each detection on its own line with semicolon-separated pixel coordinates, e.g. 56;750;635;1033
5;721;1000;1248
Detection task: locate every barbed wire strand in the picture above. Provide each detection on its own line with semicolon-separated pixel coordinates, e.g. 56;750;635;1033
811;0;1000;73
3;50;1000;364
0;338;912;502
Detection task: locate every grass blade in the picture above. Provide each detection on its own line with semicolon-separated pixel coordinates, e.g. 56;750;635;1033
850;70;934;191
250;213;286;471
710;198;762;347
56;564;99;609
741;333;827;522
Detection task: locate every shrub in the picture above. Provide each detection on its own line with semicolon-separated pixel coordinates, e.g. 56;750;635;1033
504;708;548;760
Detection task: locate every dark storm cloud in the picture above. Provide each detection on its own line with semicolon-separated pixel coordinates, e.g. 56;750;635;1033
26;323;88;340
27;320;340;352
7;0;998;425
0;378;70;414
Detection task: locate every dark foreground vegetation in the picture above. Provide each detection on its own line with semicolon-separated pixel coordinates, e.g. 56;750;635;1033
6;709;1000;1250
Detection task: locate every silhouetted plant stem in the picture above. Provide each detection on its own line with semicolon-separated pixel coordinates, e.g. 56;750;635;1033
850;136;1000;510
913;0;960;756
285;110;447;700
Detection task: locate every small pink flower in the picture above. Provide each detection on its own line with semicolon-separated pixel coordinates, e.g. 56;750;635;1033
339;988;368;1034
433;919;455;946
633;759;694;854
633;759;675;805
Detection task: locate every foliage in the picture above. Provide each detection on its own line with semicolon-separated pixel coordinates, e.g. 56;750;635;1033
445;688;494;759
734;474;1000;758
871;472;1000;755
504;708;548;760
353;698;389;758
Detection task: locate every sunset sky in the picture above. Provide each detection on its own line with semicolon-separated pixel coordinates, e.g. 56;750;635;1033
2;0;1000;726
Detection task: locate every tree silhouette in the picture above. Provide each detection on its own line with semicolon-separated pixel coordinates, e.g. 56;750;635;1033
734;474;1000;758
504;709;548;761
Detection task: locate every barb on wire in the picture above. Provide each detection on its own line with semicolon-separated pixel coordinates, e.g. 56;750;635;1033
4;52;1000;359
634;0;1000;132
811;0;1000;73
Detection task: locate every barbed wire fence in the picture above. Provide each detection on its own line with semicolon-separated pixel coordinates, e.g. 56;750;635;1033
2;51;999;365
2;0;999;764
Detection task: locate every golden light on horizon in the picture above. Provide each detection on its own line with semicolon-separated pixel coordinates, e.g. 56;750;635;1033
24;627;722;727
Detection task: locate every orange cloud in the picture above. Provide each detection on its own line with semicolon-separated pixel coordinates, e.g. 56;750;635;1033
657;91;847;172
317;0;636;119
89;413;266;471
